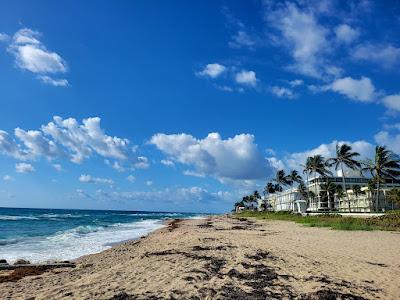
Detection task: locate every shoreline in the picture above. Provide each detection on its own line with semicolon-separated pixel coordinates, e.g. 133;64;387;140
1;215;399;299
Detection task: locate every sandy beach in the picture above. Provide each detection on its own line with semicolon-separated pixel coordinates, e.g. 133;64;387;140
1;216;399;299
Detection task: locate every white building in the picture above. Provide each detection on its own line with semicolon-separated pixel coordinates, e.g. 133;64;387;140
261;175;400;213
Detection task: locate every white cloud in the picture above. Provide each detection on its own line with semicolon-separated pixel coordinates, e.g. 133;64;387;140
3;175;13;181
146;180;153;186
160;159;174;167
0;116;142;173
289;79;303;87
52;164;62;171
92;186;234;205
328;76;376;102
334;24;359;44
235;70;257;86
183;170;206;178
134;156;150;169
38;75;68;87
197;63;226;78
374;124;400;155
265;2;331;78
42;116;131;163
14;128;63;160
150;132;272;181
271;86;295;98
127;175;136;183
382;94;400;112
79;174;114;186
0;33;9;42
0;130;27;160
229;30;257;49
8;28;68;85
15;162;35;173
352;44;400;68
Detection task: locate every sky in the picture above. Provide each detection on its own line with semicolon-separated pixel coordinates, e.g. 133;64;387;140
0;0;400;213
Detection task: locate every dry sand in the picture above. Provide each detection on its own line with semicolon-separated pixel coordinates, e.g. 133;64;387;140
1;216;399;299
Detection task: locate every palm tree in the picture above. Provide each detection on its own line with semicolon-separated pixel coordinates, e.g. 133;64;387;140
352;185;363;211
264;182;276;194
327;144;361;213
320;181;336;211
298;181;308;199
307;155;332;210
287;170;303;188
335;185;346;204
273;170;290;191
361;146;400;211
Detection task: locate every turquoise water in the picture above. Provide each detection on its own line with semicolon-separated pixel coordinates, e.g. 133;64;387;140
0;207;202;263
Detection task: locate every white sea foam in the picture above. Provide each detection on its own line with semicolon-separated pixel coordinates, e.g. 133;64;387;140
0;219;164;263
0;215;40;221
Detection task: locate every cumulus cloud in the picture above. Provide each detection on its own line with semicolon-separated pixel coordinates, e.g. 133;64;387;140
382;94;400;112
289;79;303;87
327;76;377;102
42;116;131;163
150;132;272;181
374;126;400;154
127;175;136;183
161;159;174;167
8;28;68;86
52;164;62;171
15;162;35;173
197;63;226;78
271;86;295;99
334;24;359;44
235;70;257;86
3;175;13;181
79;174;114;186
352;44;400;68
145;180;153;186
0;116;137;171
134;156;150;169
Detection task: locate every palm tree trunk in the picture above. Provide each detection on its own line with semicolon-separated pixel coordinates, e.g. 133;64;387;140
376;180;380;212
341;164;351;213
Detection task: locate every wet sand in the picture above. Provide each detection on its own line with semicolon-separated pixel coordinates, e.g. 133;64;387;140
1;216;399;299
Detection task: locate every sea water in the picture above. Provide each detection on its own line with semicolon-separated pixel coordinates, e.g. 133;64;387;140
0;207;202;263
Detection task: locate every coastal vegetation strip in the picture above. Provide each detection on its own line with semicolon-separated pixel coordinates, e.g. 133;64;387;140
236;211;400;231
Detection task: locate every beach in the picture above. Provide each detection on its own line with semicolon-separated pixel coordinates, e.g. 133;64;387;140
1;216;399;299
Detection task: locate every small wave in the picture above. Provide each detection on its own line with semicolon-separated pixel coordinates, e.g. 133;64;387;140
0;215;39;221
0;219;164;263
39;213;83;219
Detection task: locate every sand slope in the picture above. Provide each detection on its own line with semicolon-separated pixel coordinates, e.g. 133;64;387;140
1;216;399;299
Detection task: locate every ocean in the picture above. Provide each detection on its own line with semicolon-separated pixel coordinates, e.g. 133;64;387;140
0;207;202;263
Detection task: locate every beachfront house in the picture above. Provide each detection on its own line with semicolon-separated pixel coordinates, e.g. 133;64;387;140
262;175;400;213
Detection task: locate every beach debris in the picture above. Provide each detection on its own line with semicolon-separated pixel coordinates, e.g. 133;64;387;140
0;262;76;283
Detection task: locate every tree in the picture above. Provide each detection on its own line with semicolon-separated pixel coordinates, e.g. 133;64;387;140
264;182;276;195
361;146;400;211
273;170;290;192
327;144;361;213
386;189;400;208
307;155;332;210
320;181;336;211
336;185;346;203
287;170;303;188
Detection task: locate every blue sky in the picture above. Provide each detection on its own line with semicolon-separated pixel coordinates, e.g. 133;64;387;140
0;0;400;213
